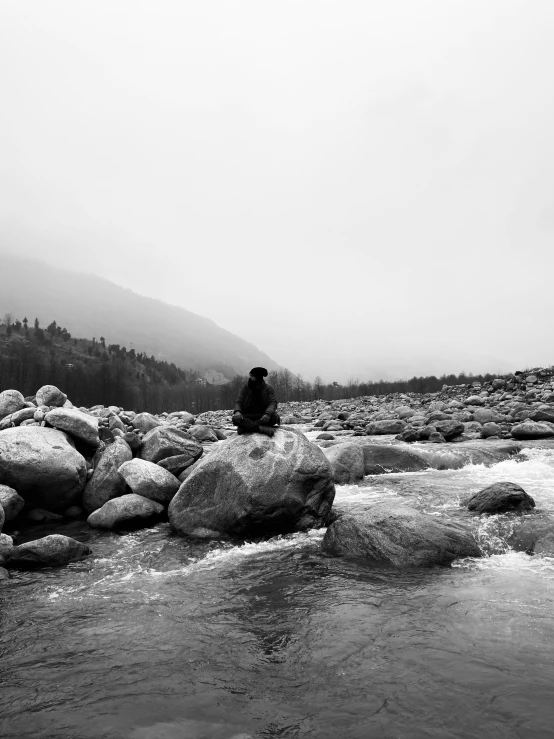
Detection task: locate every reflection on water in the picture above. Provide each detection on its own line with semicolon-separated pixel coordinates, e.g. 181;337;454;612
1;447;554;738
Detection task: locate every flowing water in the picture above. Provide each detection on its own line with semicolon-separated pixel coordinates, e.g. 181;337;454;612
2;442;554;738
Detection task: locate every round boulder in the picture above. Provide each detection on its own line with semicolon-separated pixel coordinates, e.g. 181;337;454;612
118;458;180;504
131;412;162;433
0;426;87;512
511;422;554;440
466;482;535;514
322;503;481;567
87;493;164;530
0;390;26;421
45;407;100;447
188;425;219;443
35;385;67;407
6;534;90;568
169;428;335;539
0;533;14;565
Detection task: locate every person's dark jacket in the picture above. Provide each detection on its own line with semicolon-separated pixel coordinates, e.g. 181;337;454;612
234;381;278;416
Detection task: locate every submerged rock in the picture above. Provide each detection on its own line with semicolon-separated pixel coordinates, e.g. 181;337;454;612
82;438;132;513
466;482;535;514
0;426;86;513
362;444;430;475
118;458;180;503
322;503;480;567
7;534;90;568
169;428;335;539
87;493;164;530
322;443;365;484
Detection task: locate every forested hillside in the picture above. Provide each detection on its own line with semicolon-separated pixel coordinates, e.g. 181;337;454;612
0;252;280;378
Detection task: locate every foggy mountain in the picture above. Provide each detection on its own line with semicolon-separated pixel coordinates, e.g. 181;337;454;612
0;252;281;378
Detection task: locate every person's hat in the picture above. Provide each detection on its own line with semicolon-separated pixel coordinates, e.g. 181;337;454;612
249;367;268;379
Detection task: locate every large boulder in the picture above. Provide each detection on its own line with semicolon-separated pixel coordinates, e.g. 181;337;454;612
511;422;554;440
87;493;164;530
169;428;335;539
0;390;26;421
0;426;86;512
322;443;365;484
529;408;554;424
35;384;67;407
362;444;429;475
82;438;132;513
466;482;535;514
6;534;90;568
0;485;25;521
118;458;180;504
45;407;100;447
131;412;162;433
366;419;406;435
322;504;481;567
140;426;203;464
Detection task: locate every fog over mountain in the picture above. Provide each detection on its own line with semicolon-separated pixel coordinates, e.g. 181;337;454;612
1;1;554;382
0;253;281;379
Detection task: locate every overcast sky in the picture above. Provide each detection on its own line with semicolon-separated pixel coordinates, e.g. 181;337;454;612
1;0;554;382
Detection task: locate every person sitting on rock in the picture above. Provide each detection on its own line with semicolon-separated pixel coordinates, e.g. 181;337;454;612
233;367;280;436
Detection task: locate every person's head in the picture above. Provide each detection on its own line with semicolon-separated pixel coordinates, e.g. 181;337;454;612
248;367;268;387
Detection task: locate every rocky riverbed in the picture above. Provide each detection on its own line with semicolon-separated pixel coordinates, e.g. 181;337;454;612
1;370;554;575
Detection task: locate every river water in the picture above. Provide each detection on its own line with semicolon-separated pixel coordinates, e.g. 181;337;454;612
2;441;554;738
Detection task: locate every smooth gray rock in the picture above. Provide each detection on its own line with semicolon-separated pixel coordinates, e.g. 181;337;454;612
140;426;203;464
511;422;554;440
35;385;67;407
323;443;365;484
82;438;132;512
157;454;197;476
131;412;162;433
0;533;13;565
188;425;219;442
322;503;481;567
0;407;36;430
464;396;485;406
45;407;100;447
0;427;86;512
0;566;10;580
26;508;64;524
118;458;179;504
480;422;502;439
433;420;465;440
0;485;25;530
466;482;535;514
0;390;26;421
169;428;335;539
87;493;164;530
7;534;90;568
365;419;406;435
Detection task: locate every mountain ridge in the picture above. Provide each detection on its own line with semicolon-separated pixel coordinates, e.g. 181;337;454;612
0;251;282;378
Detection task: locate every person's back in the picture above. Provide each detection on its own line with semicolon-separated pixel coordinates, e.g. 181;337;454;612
233;367;279;436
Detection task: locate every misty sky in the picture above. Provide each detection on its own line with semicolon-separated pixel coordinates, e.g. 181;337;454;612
1;0;554;382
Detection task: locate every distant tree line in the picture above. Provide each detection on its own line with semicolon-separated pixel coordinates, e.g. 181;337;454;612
0;314;499;414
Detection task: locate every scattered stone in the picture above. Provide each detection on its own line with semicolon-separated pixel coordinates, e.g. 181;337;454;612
87;493;164;530
140;426;203;464
511;422;554;440
0;390;26;421
131;412;162;433
122;431;143;454
35;384;67;407
0;533;14;565
118;458;180;504
26;508;64;524
0;485;25;521
480;422;502;439
45;407;100;447
0;566;10;580
169;429;335;539
466;482;535;514
365;419;406;435
433;420;464;440
322;503;481;566
7;534;90;568
157;454;197;476
187;425;219;442
82;437;132;512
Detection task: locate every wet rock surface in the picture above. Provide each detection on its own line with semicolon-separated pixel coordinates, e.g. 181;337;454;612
466;482;535;514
